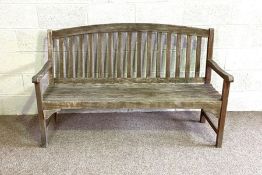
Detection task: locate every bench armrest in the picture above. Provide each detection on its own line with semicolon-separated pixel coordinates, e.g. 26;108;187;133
32;62;51;83
207;59;234;83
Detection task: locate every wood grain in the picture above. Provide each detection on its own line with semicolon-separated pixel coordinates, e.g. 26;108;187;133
185;35;192;79
175;34;181;78
156;32;162;78
137;32;142;78
166;32;171;78
147;32;152;78
52;23;209;38
59;38;64;78
195;36;202;78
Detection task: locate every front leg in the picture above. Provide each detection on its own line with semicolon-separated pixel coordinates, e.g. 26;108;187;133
39;111;48;147
34;83;48;147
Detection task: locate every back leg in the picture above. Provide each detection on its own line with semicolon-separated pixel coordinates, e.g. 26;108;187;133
200;109;206;123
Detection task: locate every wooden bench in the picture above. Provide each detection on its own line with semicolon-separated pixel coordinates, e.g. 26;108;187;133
32;23;234;148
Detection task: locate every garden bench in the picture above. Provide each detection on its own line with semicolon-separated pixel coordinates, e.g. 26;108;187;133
32;23;233;148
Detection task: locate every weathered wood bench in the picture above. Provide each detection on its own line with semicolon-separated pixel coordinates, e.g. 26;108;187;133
32;23;233;148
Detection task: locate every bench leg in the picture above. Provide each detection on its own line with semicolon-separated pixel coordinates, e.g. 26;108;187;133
38;111;48;147
216;81;230;148
216;112;226;148
54;112;58;123
200;109;206;123
35;83;48;148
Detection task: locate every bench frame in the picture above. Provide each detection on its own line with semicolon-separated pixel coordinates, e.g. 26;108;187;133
32;24;234;148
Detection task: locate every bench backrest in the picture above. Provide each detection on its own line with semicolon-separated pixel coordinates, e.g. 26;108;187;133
48;23;214;83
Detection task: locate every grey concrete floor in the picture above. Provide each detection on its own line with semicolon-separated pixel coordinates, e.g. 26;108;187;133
0;111;261;175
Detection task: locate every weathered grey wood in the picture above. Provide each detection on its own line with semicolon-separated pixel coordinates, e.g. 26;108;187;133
107;33;112;78
33;24;234;148
67;36;73;78
54;77;205;84
156;32;162;78
166;32;171;78
87;33;93;78
59;38;64;78
47;30;54;84
146;32;152;78
34;83;48;147
205;28;214;83
207;60;234;82
195;36;202;78
78;35;83;78
175;34;181;78
97;33;103;78
201;109;218;134
52;23;209;38
216;80;230;148
43;83;221;115
127;32;132;78
137;32;142;77
32;62;51;83
54;39;59;78
117;32;122;78
185;35;192;79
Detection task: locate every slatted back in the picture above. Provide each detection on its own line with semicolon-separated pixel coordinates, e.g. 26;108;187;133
49;23;213;83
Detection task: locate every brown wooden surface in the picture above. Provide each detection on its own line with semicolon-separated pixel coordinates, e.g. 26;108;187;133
43;83;221;115
52;23;209;38
87;33;93;78
147;32;152;78
205;28;214;83
117;32;122;78
207;60;234;82
195;36;202;78
175;34;181;78
166;32;171;78
185;35;192;79
32;24;234;148
59;38;64;78
156;32;161;78
137;32;142;77
127;32;132;78
78;35;83;78
47;30;54;84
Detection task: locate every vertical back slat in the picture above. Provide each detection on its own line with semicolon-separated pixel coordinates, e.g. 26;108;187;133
166;32;171;78
195;36;202;78
59;38;64;78
137;32;142;78
87;33;93;78
146;32;152;78
175;34;181;78
47;30;54;84
97;33;103;78
78;35;83;78
107;33;112;78
67;36;73;78
117;32;122;78
127;32;132;78
53;40;58;78
185;35;192;79
156;32;162;78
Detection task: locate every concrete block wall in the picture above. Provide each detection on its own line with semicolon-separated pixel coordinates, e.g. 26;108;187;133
0;0;261;115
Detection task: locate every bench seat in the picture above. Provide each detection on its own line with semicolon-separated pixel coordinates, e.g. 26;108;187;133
43;83;222;115
33;23;234;147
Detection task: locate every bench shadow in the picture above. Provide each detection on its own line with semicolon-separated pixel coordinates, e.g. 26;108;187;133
50;111;216;148
0;111;216;148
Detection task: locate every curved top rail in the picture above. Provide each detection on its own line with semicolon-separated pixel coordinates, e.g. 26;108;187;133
52;23;209;38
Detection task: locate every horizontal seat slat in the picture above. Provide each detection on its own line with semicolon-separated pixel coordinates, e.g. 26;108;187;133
43;83;221;115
